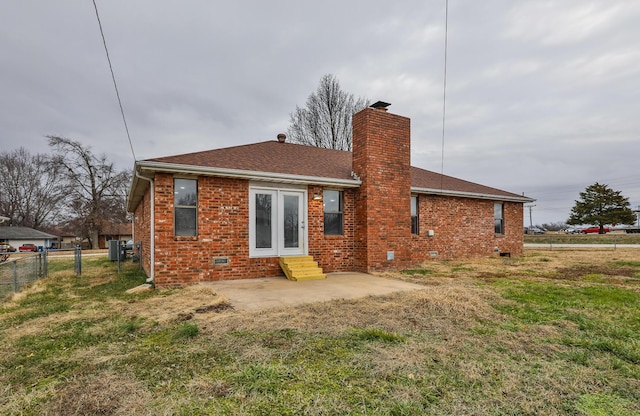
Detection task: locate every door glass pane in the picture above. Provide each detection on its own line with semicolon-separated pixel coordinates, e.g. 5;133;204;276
283;194;299;248
255;194;272;248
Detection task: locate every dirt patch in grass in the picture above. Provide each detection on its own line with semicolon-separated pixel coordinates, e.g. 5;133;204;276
116;284;230;324
555;264;640;279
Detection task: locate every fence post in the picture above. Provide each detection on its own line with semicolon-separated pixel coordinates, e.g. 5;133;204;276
74;246;82;276
117;240;121;274
43;250;48;278
12;261;18;293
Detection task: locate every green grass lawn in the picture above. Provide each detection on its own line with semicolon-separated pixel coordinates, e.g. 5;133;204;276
525;233;640;245
1;252;640;415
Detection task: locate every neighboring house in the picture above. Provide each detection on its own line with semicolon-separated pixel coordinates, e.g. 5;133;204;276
41;223;132;250
98;222;132;249
58;232;82;249
127;103;534;287
0;226;59;250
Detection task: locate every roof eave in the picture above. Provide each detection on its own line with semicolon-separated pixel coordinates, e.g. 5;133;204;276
126;160;535;211
412;187;535;203
127;160;362;211
139;160;361;187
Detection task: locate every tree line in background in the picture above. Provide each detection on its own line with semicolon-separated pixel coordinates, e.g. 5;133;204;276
0;137;130;248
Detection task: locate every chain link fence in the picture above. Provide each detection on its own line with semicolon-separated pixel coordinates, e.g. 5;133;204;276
0;252;48;300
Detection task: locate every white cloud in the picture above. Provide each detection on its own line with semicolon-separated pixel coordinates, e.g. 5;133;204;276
504;2;624;45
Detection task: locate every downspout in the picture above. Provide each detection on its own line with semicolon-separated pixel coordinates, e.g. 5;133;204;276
134;171;155;284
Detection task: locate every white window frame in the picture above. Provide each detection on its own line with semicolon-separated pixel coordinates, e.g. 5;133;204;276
411;195;419;235
174;178;197;237
249;185;307;257
494;202;504;235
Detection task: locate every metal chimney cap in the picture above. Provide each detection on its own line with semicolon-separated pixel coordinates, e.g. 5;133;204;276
370;101;391;109
277;133;286;143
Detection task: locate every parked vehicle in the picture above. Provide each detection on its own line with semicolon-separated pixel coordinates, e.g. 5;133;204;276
562;228;579;234
525;227;545;235
18;243;39;252
0;243;16;252
580;226;610;234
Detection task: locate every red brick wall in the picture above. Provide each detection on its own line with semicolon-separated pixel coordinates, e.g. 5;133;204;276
133;184;151;277
307;186;356;272
410;195;524;261
352;107;413;272
148;174;287;287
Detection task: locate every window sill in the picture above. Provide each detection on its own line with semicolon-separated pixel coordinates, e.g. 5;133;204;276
174;236;198;242
324;235;344;239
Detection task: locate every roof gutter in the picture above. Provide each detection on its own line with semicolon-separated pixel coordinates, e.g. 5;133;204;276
133;170;155;284
412;187;535;203
137;161;362;188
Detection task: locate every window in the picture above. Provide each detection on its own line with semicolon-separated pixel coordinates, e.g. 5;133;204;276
411;195;419;235
174;178;197;236
323;190;343;236
494;202;504;234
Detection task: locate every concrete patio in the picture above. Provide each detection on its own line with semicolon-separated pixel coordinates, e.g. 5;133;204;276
204;272;426;310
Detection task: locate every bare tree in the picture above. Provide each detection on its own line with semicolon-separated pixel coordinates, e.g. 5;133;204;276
287;74;369;151
0;147;66;228
47;136;131;248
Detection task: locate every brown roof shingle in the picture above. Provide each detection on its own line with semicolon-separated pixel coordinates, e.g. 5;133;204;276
150;141;354;181
144;140;529;200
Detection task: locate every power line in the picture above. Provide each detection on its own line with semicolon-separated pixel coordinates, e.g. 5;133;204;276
92;0;136;161
439;0;449;191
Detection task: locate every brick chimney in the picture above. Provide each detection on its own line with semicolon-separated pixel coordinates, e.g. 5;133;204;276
352;102;412;272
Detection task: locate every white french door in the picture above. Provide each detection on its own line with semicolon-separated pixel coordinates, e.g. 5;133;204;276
249;187;306;257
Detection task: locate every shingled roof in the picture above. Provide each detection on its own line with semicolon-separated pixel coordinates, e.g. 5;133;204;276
0;226;58;240
129;140;532;210
149;141;354;181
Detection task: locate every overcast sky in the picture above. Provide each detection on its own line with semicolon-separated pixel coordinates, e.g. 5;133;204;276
1;1;639;226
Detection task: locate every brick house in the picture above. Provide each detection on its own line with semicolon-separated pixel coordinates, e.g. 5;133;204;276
127;103;533;287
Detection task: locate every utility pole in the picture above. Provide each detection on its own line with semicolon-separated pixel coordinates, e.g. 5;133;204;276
525;204;536;228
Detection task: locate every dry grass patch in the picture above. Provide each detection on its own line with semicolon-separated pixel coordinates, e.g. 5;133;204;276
114;284;231;325
43;371;153;416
